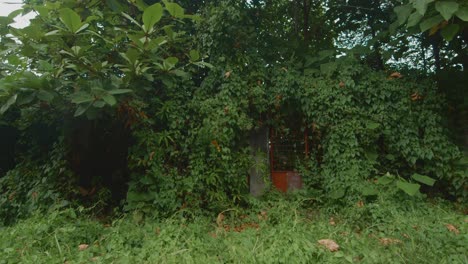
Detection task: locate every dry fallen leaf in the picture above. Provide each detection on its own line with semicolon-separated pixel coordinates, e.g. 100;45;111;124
257;211;268;221
411;92;422;101
379;238;402;246
390;72;402;78
329;217;336;226
318;239;340;252
78;244;89;251
224;71;231;78
356;200;364;208
446;224;460;235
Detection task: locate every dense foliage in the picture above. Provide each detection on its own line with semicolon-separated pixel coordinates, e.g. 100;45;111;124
0;0;466;226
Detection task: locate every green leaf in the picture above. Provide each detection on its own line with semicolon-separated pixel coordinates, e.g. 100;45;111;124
143;3;163;32
455;7;468;21
411;173;436;186
320;62;337;76
75;23;89;34
93;100;106;108
71;92;94;104
396;180;420;196
419;15;444;32
329;188;345;199
121;12;142;28
377;173;395;185
361;186;378;196
102;94;117;106
413;0;434;15
74;104;90;117
194;61;214;68
0;94;17;114
163;57;178;70
59;8;82;33
365;150;378;162
164;1;184;18
108;89;133;95
36;90;54;102
435;1;459;21
366;121;380;130
407;12;423;27
394;4;413;25
189;50;200;61
17;93;35;105
440;24;459;41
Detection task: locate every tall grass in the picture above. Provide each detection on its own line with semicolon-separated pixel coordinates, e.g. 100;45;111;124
0;196;466;264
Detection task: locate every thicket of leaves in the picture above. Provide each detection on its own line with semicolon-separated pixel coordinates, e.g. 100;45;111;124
0;0;466;224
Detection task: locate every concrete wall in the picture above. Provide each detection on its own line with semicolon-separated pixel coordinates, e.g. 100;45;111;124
248;127;269;196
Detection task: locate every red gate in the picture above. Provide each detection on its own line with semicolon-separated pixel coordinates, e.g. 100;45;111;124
269;127;309;192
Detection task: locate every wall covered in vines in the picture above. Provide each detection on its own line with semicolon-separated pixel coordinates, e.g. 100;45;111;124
0;0;466;224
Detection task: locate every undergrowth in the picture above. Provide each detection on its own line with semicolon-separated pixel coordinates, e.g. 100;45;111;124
0;195;466;264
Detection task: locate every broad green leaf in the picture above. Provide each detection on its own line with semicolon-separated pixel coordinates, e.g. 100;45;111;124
435;1;459;21
124;49;140;64
108;89;133;95
17;93;35;105
93;101;106;108
361;186;378;196
329;188;345;199
318;49;335;59
394;4;413;25
59;8;82;33
396;180;420;196
413;0;434;15
102;94;117;106
407;12;423;27
164;1;184;18
74;104;89;117
71;92;94;104
419;15;444;32
320;62;337;76
366;121;380;130
172;69;189;78
163;57;178;69
7;9;23;20
454;156;468;165
143;3;163;32
440;24;459;41
455;7;468;21
36;90;54;102
411;173;436;186
0;94;17;114
189;50;200;61
365;150;378;162
377;173;395;185
389;21;399;34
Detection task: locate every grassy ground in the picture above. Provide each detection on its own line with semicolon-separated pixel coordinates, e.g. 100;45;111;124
0;196;466;264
